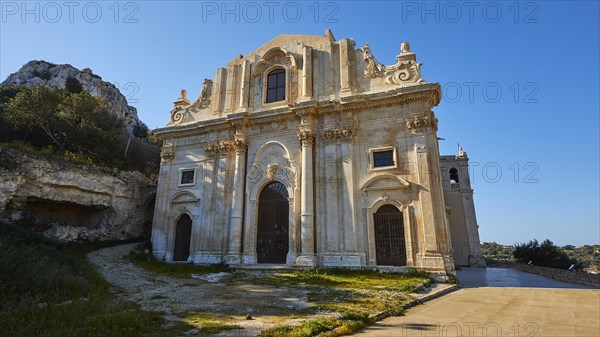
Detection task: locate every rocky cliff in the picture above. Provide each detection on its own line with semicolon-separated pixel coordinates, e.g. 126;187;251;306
0;147;157;241
1;60;145;135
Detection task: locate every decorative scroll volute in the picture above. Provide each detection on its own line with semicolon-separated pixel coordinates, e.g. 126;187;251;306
360;42;425;86
170;89;191;124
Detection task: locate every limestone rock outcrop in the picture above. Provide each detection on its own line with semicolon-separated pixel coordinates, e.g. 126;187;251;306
0;147;157;241
1;60;144;134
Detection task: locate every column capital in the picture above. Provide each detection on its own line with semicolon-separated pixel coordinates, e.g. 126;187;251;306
233;139;248;154
298;130;315;146
233;124;248;154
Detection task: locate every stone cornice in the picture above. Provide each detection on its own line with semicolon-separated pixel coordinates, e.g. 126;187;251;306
155;83;440;139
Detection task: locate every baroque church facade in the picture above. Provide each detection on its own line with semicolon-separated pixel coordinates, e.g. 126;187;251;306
151;30;484;274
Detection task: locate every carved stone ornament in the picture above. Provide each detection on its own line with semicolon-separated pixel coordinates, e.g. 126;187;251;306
173;89;190;106
405;116;438;133
297;130;315;146
322;126;357;142
265;163;279;181
233;139;248;153
160;149;175;163
360;43;425;86
170;89;192;124
198;79;212;107
205;139;234;155
170;106;186;124
258;121;288;132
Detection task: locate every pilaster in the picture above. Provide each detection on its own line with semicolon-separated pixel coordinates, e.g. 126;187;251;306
295;112;316;267
224;128;248;265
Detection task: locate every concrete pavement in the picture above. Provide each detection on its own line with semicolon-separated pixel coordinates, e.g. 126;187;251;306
355;268;600;337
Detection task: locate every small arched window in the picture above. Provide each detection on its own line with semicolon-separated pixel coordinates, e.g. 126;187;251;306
266;69;285;103
449;167;459;184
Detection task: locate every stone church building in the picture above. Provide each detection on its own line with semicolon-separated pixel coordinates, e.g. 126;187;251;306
151;30;484;274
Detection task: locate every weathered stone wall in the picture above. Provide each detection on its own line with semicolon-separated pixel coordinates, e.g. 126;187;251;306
0;148;157;241
487;260;600;288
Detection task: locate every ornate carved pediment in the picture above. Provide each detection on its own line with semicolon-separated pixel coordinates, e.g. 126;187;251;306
361;174;410;191
170;191;200;204
247;142;298;199
360;43;425;86
254;47;297;75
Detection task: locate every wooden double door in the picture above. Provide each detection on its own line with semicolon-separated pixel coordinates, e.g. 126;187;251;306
374;205;407;266
257;182;289;264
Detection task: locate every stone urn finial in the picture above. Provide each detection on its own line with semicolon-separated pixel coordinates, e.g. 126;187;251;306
401;42;410;54
173;89;190;107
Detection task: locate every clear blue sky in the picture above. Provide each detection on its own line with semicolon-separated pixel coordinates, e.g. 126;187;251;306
1;1;598;246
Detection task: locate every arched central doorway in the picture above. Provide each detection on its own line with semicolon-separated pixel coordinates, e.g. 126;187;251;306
374;205;406;266
173;214;192;261
257;181;289;264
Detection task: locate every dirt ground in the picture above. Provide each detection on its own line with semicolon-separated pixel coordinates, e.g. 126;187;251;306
87;243;330;336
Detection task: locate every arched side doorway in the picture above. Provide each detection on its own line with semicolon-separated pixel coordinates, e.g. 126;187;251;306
374;205;407;266
257;181;289;264
173;214;192;261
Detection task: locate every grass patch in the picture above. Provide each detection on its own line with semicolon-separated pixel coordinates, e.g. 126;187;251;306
179;312;243;334
128;241;232;278
447;274;458;284
246;268;432;292
245;268;430;335
259;312;372;337
0;221;187;337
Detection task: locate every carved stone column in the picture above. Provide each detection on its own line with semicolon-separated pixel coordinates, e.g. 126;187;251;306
296;114;316;266
224;130;248;265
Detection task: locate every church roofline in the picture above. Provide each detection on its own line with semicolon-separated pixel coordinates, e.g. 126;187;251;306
226;29;337;67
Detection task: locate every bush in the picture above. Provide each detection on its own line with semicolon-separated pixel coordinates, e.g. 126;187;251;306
63;150;95;165
1;85;160;175
513;239;580;270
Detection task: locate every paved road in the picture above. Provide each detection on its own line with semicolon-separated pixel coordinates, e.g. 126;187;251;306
356;268;600;337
